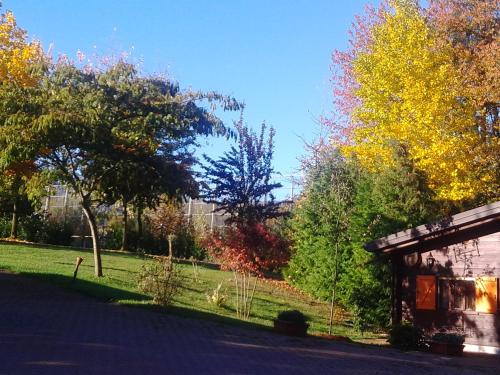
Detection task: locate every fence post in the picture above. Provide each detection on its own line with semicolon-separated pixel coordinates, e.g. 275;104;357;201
44;186;50;214
210;203;215;232
63;185;69;223
187;197;192;224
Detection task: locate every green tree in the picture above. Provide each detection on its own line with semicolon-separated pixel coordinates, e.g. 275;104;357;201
340;156;438;329
288;149;439;329
99;154;197;251
286;151;354;305
4;61;240;276
0;80;51;238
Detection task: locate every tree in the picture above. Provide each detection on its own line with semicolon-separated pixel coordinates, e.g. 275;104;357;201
0;161;38;238
4;61;240;277
201;119;283;224
341;155;438;329
288;148;439;329
286;150;354;334
428;0;500;202
148;198;192;257
99;154;197;251
205;223;289;319
0;9;44;86
0;9;46;237
328;0;499;203
202;120;288;319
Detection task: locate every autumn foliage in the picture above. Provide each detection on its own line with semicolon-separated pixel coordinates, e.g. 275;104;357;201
328;0;499;202
204;223;289;278
0;10;44;86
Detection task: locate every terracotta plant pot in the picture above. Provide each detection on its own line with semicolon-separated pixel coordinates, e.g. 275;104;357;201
273;319;309;337
429;341;465;356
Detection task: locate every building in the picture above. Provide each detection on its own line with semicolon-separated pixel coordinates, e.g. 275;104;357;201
365;201;500;354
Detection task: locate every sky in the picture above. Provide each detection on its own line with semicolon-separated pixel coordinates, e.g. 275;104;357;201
9;0;374;197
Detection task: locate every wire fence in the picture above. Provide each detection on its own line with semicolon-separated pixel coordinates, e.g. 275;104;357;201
42;174;303;248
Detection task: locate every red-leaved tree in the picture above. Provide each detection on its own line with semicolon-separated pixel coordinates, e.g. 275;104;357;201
201;120;289;319
204;222;289;319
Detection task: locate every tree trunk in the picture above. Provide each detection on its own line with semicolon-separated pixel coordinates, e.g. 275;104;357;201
167;235;173;258
121;200;128;251
82;203;103;277
328;241;340;335
10;198;19;238
136;204;143;247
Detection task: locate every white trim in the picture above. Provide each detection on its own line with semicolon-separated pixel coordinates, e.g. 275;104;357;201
464;344;500;355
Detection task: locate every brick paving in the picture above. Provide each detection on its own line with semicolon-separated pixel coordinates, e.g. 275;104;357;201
1;271;499;375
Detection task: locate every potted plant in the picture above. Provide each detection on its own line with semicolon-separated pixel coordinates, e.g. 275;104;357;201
273;310;309;337
429;332;465;356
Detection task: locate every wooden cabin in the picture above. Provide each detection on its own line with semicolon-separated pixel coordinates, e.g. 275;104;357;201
365;201;500;354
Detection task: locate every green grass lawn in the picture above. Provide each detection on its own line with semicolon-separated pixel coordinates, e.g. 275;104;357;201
0;242;382;342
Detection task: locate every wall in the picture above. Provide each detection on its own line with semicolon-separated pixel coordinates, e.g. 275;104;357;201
398;232;500;348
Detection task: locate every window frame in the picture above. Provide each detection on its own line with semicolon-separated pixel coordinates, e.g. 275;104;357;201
438;277;476;312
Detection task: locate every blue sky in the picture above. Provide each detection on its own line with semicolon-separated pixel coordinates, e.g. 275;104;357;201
9;0;374;195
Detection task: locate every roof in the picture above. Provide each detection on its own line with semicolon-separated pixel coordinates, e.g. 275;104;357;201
364;201;500;255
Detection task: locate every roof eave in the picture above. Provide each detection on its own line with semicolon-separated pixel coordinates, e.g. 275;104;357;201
364;201;500;255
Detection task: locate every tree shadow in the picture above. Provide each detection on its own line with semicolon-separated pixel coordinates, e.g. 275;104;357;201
16;272;149;302
12;270;277;334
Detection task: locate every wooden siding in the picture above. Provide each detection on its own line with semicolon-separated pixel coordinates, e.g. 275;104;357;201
398;232;500;348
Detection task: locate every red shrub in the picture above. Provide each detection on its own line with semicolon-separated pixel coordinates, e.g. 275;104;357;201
204;222;289;278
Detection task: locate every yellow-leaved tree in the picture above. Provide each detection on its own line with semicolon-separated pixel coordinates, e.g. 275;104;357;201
0;8;45;238
332;1;499;202
0;9;44;86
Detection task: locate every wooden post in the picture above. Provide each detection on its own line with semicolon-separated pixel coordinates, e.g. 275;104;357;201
187;198;192;225
44;192;50;213
73;257;84;281
210;203;215;232
62;185;69;223
391;255;403;325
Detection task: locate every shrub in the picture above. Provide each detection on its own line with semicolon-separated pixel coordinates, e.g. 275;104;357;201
138;257;182;307
20;213;45;242
204;223;289;320
19;213;74;245
0;216;11;237
41;220;74;245
102;221;124;250
205;223;290;277
206;282;227;307
388;323;425;351
277;310;308;324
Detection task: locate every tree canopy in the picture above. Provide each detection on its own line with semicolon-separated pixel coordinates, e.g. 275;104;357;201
0;9;44;87
201;119;283;224
0;59;241;276
328;0;499;203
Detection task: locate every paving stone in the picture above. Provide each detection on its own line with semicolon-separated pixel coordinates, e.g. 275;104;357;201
0;271;499;375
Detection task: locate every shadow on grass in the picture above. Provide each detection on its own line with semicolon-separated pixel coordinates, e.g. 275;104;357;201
12;269;274;334
17;271;149;302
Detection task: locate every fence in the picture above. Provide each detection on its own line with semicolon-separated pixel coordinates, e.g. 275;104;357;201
42;173;303;247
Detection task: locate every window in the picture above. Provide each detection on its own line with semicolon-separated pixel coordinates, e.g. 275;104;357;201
438;277;498;314
439;279;475;311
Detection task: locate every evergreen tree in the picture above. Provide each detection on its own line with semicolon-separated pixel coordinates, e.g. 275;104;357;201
288;151;439;329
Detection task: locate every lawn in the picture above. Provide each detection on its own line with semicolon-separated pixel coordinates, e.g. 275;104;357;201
0;242;382;342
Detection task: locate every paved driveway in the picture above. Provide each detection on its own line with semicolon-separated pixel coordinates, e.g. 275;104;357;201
1;271;499;375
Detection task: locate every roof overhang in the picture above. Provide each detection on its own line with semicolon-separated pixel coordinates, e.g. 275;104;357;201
364;201;500;256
